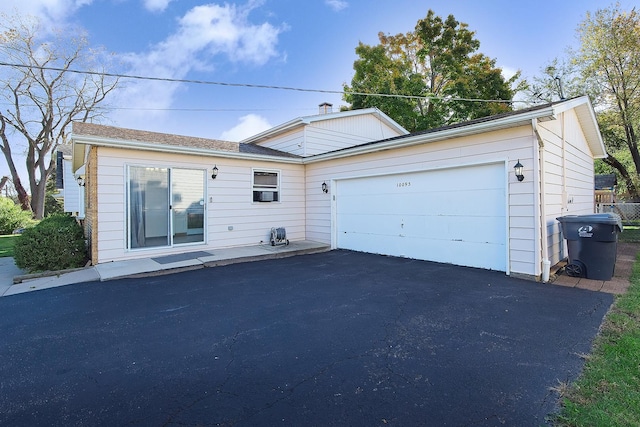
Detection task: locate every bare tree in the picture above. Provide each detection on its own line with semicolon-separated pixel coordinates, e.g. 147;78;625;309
0;14;119;218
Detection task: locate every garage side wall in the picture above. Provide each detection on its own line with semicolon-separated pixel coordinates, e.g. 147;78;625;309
94;147;305;263
537;110;597;265
305;126;538;275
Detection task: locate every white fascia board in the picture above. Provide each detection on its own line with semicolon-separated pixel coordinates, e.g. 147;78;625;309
240;117;307;144
71;135;303;165
547;96;607;158
304;107;556;164
366;108;409;134
550;95;590;114
558;97;607;158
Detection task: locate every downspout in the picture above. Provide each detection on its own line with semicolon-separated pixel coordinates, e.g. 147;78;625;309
561;112;567;214
532;119;551;282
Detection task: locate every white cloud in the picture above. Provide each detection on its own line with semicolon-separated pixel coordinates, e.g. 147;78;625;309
142;0;173;13
112;2;285;128
500;65;519;81
325;0;348;11
220;114;272;141
0;0;92;27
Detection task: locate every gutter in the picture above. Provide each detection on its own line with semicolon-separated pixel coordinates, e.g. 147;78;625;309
532;118;551;282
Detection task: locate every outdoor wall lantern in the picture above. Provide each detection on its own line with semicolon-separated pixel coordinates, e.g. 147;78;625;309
211;165;219;180
76;176;85;187
514;160;524;182
322;181;328;193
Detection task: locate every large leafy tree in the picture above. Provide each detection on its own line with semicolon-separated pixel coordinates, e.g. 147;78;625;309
343;10;518;132
573;4;640;201
0;14;119;219
521;5;640;201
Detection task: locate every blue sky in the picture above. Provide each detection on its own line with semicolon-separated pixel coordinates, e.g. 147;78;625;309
0;0;637;154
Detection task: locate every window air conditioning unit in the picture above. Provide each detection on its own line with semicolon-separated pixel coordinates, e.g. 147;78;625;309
259;191;274;202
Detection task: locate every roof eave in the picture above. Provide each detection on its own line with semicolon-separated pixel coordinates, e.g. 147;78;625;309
554;96;607;158
71;134;303;165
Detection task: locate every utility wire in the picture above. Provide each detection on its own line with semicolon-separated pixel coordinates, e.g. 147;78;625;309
0;61;520;104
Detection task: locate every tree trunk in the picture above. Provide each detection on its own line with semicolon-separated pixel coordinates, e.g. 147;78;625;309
30;179;46;220
603;155;640;201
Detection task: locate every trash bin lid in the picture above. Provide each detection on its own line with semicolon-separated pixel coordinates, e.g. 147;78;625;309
556;213;623;231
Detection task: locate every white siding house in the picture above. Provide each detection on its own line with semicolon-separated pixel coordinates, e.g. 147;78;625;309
70;96;606;281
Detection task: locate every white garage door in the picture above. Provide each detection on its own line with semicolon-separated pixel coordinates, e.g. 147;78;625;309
336;163;507;271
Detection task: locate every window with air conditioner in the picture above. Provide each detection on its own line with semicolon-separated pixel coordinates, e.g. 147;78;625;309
252;169;279;202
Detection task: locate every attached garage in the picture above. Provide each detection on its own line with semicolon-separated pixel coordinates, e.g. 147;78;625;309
335;162;507;271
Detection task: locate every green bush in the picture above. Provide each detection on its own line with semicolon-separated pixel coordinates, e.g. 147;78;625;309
0;197;34;235
14;214;87;272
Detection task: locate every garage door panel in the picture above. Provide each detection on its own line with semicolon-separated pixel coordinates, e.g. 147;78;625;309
340;216;505;247
433;189;504;216
337;188;505;217
336;164;507;271
443;215;506;241
339;233;506;271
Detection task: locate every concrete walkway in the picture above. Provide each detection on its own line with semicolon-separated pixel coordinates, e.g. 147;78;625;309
0;240;330;297
2;240;636;298
551;242;638;294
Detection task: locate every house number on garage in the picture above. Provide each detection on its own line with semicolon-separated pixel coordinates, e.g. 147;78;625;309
397;181;411;187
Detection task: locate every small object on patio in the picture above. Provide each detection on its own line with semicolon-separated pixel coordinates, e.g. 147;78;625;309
270;227;289;246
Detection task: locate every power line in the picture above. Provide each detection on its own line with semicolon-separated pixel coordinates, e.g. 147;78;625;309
0;61;520;104
0;101;313;113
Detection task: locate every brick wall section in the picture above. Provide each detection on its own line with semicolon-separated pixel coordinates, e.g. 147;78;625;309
84;146;99;265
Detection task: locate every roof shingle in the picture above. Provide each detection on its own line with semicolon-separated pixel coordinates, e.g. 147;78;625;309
72;122;300;159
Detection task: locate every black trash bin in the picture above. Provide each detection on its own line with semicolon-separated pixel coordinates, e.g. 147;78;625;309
556;213;623;280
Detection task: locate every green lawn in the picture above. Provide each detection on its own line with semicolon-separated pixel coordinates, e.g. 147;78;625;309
555;248;640;426
0;234;19;258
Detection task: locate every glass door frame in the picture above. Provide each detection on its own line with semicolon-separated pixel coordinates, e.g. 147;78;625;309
126;165;207;251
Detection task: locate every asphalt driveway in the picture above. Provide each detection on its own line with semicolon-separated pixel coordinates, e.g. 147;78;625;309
0;250;612;426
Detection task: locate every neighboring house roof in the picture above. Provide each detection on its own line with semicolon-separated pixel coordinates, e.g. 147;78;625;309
71;122;301;172
55;145;73;189
595;174;617;190
56;144;73;156
240;107;409;144
303;96;607;163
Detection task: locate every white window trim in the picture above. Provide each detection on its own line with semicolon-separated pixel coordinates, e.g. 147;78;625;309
252;168;281;203
125;164;207;251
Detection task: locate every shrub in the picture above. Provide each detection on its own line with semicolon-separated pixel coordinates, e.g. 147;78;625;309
0;197;34;235
14;214;87;272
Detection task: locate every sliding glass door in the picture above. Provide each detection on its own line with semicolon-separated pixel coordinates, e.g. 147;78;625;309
171;168;205;245
128;166;205;249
